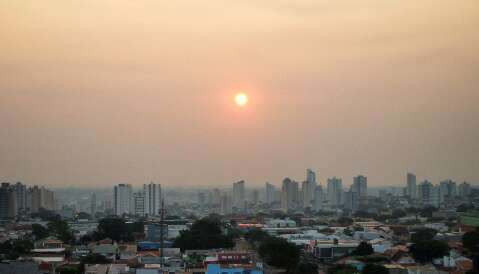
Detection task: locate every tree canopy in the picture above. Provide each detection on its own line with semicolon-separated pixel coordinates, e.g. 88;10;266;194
463;229;479;253
48;220;73;243
258;237;300;272
410;240;449;263
353;242;374;256
411;228;437;243
95;217;144;242
32;223;49;240
362;264;388;274
173;217;234;251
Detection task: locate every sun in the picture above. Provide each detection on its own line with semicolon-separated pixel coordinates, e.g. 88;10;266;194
235;93;248;107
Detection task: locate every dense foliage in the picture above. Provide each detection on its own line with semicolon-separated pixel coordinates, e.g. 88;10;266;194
173;217;234;251
410;240;449;262
362;264;388;274
410;228;437;243
94;217;144;242
0;239;33;260
328;264;357;274
258;237;300;273
463;229;479;253
353;242;374;256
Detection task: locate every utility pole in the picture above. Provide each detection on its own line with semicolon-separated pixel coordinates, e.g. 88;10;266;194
159;198;165;264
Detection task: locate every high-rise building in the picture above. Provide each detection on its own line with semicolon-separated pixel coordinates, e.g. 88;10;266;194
265;182;276;205
143;182;161;216
90;193;97;216
439;180;457;204
407;173;417;199
114;184;133;215
344;190;359;212
14;182;27;214
0;183;17;219
307;169;316;184
220;194;232;215
458;182;471;198
302;169;317;208
213;188;221;205
352;175;368;198
281;178;299;212
252;189;259;205
29;185;55;213
198;192;206;206
134;191;145;216
233;180;245;209
327;177;343;207
418;180;439;207
313;185;323;212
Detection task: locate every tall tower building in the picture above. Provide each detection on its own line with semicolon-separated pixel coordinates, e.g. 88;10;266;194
302;169;317;208
281;178;299;212
313;185;323;212
418;180;439;207
327;177;343;207
114;184;133;215
352;175;368;198
220;194;232;215
265;182;276;205
90;193;97;217
439;180;457;204
0;183;17;219
458;182;471;198
134;191;146;216
143;182;161;216
233;180;245;209
407;173;417;199
14;182;27;214
344;190;359;212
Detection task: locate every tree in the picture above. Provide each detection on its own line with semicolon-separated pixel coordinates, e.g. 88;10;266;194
353;242;374;256
76;212;92;220
295;260;318;274
410;240;449;263
420;206;437;218
96;217;128;241
32;223;49;240
48;220;72;243
80;253;112;264
328;264;357;274
362;264;388;274
392;209;406;219
245;229;270;245
410;228;437;243
337;217;354;227
463;229;479;253
258;237;300;273
173;217;234;251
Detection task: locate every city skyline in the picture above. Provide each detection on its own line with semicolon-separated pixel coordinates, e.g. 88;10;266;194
1;1;478;187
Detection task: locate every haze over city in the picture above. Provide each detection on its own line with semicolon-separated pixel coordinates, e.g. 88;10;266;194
1;1;478;188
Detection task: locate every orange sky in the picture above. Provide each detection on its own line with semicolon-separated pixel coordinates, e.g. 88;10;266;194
0;0;478;188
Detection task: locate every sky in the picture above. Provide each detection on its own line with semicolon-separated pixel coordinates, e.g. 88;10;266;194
0;0;478;188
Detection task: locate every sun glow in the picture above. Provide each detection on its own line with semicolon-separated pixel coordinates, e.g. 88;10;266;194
235;93;248;107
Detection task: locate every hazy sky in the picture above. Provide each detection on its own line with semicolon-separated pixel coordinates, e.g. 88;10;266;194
1;0;478;188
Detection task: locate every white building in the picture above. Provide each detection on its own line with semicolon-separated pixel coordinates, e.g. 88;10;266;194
143;182;161;216
134;192;145;216
233;180;245;210
114;184;133;215
302;169;317;208
327;177;343;207
265;182;276;205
